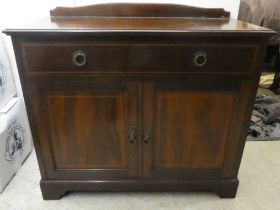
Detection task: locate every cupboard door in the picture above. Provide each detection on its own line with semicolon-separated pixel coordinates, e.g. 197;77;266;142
27;79;139;179
143;79;249;179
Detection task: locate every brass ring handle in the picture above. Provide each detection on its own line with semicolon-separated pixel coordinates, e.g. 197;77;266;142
128;125;137;146
193;51;207;67
72;50;87;67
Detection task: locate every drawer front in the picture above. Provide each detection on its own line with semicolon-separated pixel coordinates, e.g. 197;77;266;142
22;42;257;75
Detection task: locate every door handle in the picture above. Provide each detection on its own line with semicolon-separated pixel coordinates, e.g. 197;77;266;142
143;127;151;145
128;125;137;146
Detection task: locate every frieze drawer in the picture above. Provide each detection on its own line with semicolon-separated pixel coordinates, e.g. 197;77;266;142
21;42;257;75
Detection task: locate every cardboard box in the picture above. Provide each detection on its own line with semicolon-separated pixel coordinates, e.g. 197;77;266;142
0;34;17;110
0;97;33;192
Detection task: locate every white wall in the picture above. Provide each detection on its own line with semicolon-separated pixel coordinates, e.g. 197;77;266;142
0;0;240;97
0;0;74;97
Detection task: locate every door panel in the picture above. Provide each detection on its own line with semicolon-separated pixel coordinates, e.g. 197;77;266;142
47;93;127;169
143;80;241;178
154;92;235;169
28;79;139;179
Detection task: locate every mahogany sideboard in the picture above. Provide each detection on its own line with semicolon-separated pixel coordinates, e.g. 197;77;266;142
3;3;275;200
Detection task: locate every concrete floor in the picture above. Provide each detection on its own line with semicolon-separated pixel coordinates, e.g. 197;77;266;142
1;141;280;210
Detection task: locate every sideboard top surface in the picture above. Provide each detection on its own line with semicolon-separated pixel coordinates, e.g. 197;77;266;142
3;3;276;37
3;17;275;36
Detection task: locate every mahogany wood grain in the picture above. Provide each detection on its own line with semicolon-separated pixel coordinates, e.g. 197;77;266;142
3;3;275;200
50;3;230;18
3;18;274;37
40;179;239;200
154;92;235;168
21;41;256;75
142;79;246;179
47;93;127;169
27;79;139;179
